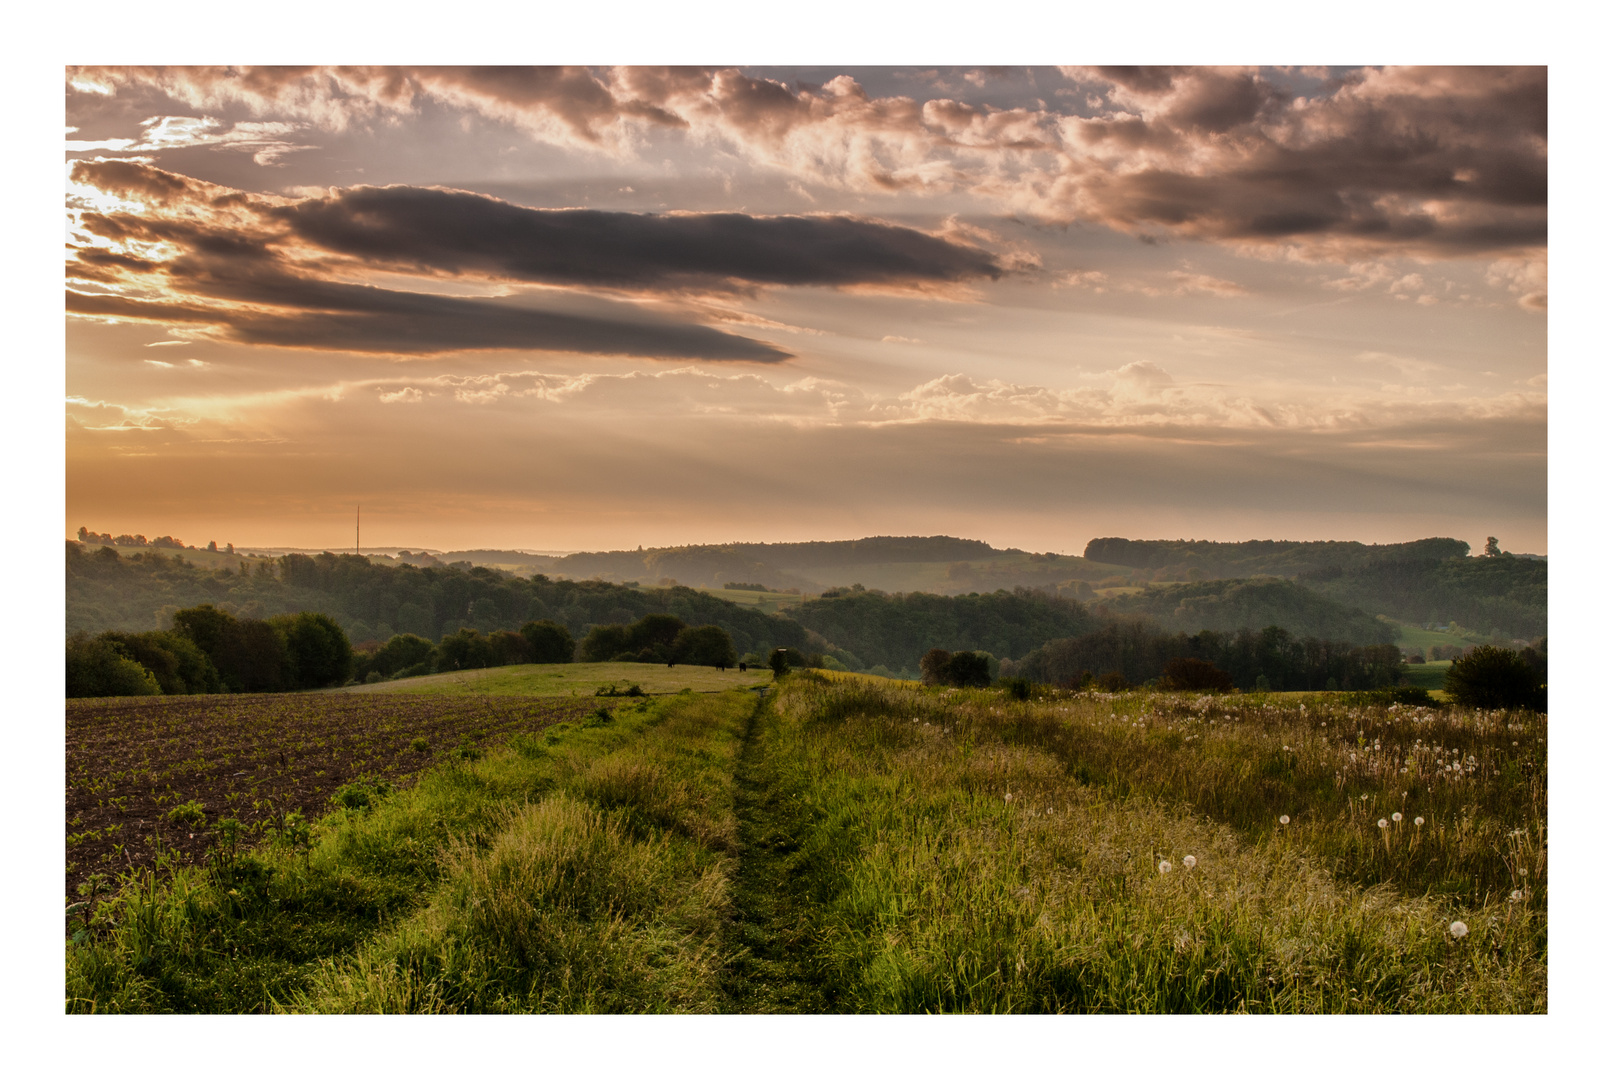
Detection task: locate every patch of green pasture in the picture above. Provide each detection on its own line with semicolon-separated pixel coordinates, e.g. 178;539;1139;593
1391;623;1488;651
342;661;771;697
1399;660;1453;691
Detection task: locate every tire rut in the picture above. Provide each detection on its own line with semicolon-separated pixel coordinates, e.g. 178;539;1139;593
720;690;835;1013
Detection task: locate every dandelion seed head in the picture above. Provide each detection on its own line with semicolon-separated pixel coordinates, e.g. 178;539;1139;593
1415;816;1425;826
1449;920;1468;938
1279;815;1290;825
1378;818;1389;828
1159;860;1172;873
1182;855;1197;869
1509;889;1523;902
1392;812;1403;822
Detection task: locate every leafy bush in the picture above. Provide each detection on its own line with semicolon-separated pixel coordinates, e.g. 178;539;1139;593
331;775;393;811
1444;646;1546;711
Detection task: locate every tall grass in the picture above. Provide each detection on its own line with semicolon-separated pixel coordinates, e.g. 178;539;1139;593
764;675;1545;1013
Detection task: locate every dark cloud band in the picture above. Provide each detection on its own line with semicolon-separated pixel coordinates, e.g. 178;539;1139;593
272;185;1005;291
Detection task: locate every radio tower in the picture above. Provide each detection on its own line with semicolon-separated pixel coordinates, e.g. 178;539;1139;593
356;503;360;557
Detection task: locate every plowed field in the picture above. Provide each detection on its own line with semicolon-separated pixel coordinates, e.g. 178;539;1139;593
66;693;600;900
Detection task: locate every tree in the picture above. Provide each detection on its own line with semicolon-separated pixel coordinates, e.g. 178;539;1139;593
769;648;790;678
672;624;738;669
579;624;633;663
170;604;287;692
66;634;161;697
520;620;575;664
270;611;354;689
1444;645;1545;710
944;651;992;688
1159;656;1235;692
1484;536;1501;557
371;633;436;677
437;628;496;671
488;629;531;666
99;630;221;694
920;648;952;685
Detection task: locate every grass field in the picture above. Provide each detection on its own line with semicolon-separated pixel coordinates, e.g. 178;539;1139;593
1391;623;1489;653
1400;660;1454;691
65;674;1544;1013
340;661;772;697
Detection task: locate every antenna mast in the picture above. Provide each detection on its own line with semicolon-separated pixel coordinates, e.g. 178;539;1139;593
356;503;360;557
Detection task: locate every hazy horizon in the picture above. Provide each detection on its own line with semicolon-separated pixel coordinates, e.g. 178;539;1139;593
66;67;1546;556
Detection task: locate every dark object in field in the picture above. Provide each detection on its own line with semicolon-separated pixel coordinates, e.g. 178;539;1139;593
920;648;991;688
1159;657;1236;693
1443;645;1547;711
997;676;1032;701
1078;671;1130;693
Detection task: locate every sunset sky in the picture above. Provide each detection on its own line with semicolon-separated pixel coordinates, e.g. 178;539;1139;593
64;65;1548;554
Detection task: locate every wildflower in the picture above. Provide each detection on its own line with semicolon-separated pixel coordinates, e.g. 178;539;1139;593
1159;860;1172;873
1392;812;1403;822
1449;921;1468;939
1279;815;1290;825
1509;890;1523;903
1378;819;1389;829
1004;792;1013;802
1415;817;1425;826
1182;855;1197;869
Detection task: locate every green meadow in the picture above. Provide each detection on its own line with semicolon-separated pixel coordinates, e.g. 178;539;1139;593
339;661;770;698
67;673;1544;1013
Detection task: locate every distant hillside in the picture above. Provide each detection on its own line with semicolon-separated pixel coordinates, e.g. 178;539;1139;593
1299;553;1546;640
1097;578;1396;646
518;536;1132;596
790;587;1099;671
1082;537;1472;579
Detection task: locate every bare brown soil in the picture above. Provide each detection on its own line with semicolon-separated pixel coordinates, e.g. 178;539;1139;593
66;692;600;901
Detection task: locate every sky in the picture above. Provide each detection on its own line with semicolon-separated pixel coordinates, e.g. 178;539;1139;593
64;65;1548;555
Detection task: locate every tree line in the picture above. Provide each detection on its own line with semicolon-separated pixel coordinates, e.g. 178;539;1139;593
67;606;353;697
1002;619;1408;693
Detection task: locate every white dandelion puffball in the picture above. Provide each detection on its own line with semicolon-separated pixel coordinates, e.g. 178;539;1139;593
1415;817;1425;826
1182;855;1197;869
1378;819;1389;828
1510;889;1523;902
1159;860;1172;873
1450;921;1469;939
1279;815;1290;825
1392;812;1403;822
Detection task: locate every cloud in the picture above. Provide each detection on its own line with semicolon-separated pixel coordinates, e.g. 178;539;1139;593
66;161;1008;360
1052;66;1545;260
68;66;1546;264
270;183;1006;293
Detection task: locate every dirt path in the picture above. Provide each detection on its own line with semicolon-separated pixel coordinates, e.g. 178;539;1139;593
721;691;837;1013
